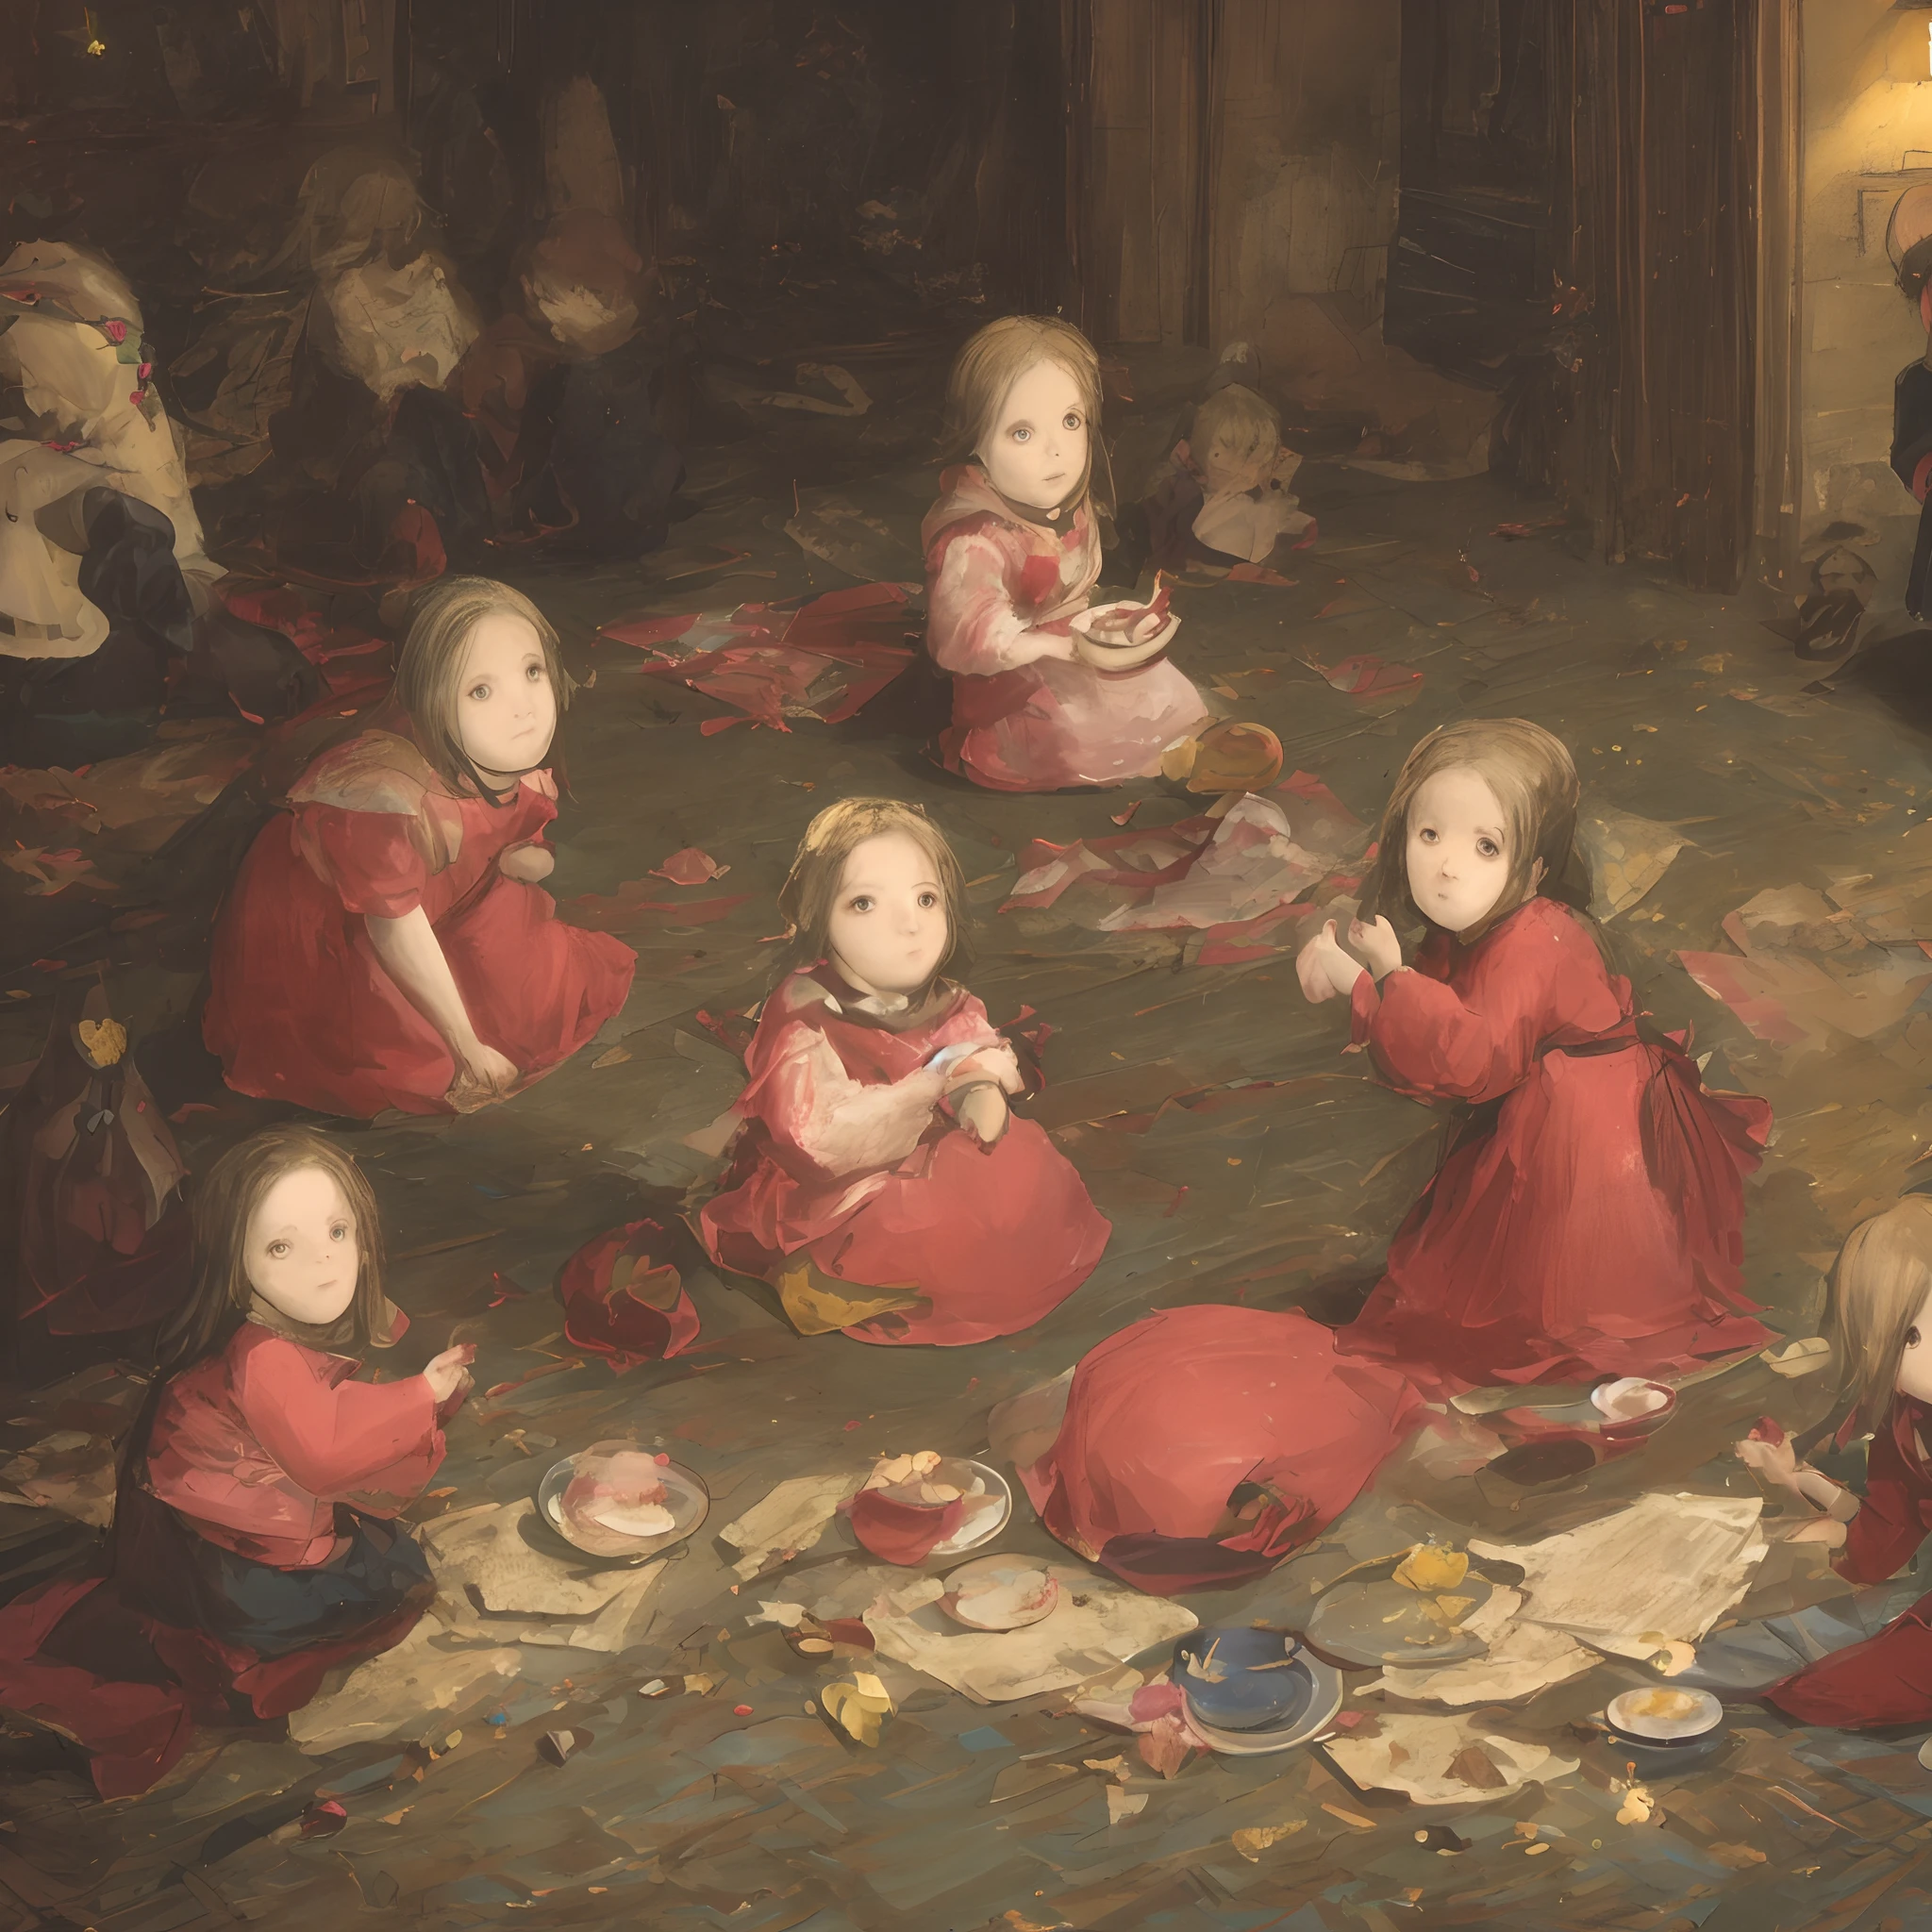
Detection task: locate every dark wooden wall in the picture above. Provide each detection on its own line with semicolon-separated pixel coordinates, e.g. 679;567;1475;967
1553;0;1760;592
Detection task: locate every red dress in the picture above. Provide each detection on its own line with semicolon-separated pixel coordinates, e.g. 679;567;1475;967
699;966;1109;1345
204;723;634;1118
1022;1306;1424;1594
1338;896;1772;1395
0;1317;458;1796
1765;1398;1932;1729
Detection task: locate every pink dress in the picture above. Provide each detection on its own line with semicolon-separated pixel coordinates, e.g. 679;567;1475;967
205;721;634;1118
699;966;1109;1345
1338;896;1772;1395
922;464;1209;791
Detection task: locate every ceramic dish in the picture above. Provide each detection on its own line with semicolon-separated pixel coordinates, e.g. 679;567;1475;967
1069;601;1179;673
1605;1687;1723;1741
1181;1655;1345;1757
1306;1574;1495;1668
937;1555;1060;1631
1591;1377;1677;1437
925;1461;1013;1557
538;1446;708;1560
1173;1627;1308;1732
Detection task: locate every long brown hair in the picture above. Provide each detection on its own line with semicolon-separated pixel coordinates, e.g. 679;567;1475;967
940;314;1110;514
393;575;570;803
1823;1198;1932;1434
155;1125;389;1378
773;797;968;991
1357;717;1591;942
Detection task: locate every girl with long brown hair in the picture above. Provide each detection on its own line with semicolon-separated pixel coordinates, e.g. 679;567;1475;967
698;797;1108;1344
0;1126;470;1795
922;314;1210;791
1297;717;1772;1393
204;575;633;1118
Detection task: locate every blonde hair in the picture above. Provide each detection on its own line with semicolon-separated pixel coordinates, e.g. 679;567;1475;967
1827;1198;1932;1429
1359;718;1588;940
158;1125;389;1376
941;314;1107;507
1190;383;1280;469
393;575;569;799
774;797;968;989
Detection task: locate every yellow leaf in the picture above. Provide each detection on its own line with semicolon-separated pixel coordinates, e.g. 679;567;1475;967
1107;1788;1148;1826
75;1017;126;1067
1392;1543;1469;1592
591;1046;632;1069
1232;1819;1307;1861
821;1679;891;1748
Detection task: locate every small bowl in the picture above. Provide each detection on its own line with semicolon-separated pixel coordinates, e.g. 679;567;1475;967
1070;601;1179;673
1181;1654;1344;1757
1172;1627;1309;1733
937;1555;1061;1631
538;1443;708;1560
928;1460;1012;1557
1591;1377;1677;1439
1606;1686;1723;1741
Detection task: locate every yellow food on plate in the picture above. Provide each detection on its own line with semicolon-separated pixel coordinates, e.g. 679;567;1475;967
1392;1543;1470;1592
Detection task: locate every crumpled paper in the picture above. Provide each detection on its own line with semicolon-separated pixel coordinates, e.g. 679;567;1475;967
863;1566;1195;1704
1576;809;1686;920
1325;1712;1578;1804
718;1473;863;1582
1470;1491;1767;1660
287;1620;522;1753
420;1499;665;1650
1362;1586;1595;1706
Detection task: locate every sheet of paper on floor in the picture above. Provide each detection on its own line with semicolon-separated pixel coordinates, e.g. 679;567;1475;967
1363;1586;1596;1706
286;1621;522;1753
864;1567;1195;1704
1325;1712;1579;1804
1470;1491;1767;1659
719;1472;862;1581
1576;808;1685;919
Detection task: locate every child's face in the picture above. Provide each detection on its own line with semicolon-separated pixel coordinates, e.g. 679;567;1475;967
979;358;1089;510
1898;1285;1932;1403
455;612;557;778
1406;766;1517;936
825;830;949;999
246;1166;359;1327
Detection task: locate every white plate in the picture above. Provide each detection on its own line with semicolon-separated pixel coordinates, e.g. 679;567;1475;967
538;1445;708;1561
1182;1657;1346;1757
1605;1687;1723;1741
1070;601;1179;672
928;1461;1012;1557
938;1554;1060;1630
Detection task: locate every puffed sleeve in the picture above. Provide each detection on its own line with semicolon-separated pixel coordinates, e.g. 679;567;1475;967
741;1022;949;1181
1347;905;1607;1104
928;527;1065;677
1837;1418;1932;1584
235;1337;444;1517
299;805;429;919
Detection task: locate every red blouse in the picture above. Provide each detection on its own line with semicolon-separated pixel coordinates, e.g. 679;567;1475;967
143;1322;458;1568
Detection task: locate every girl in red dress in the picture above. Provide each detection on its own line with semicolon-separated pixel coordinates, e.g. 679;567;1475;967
1019;1304;1424;1594
1297;718;1771;1395
699;797;1108;1345
0;1126;473;1795
205;576;634;1118
1713;1198;1932;1726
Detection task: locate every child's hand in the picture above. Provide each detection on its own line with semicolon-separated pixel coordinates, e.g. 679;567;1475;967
1296;921;1366;1004
499;841;556;882
424;1343;475;1405
447;1043;519;1113
1734;1432;1800;1487
957;1085;1009;1145
1348;915;1403;979
945;1042;1024;1094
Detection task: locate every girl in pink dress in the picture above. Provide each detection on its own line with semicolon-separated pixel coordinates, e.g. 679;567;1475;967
205;576;634;1119
0;1126;472;1795
1297;719;1772;1395
923;315;1209;791
700;797;1108;1345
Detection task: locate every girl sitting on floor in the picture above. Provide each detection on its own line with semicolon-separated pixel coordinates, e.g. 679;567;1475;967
699;796;1108;1345
1707;1198;1932;1726
1297;717;1772;1395
922;314;1210;792
0;1126;472;1795
205;575;634;1119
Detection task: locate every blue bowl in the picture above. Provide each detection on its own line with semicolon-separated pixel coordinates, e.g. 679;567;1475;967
1172;1627;1309;1733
